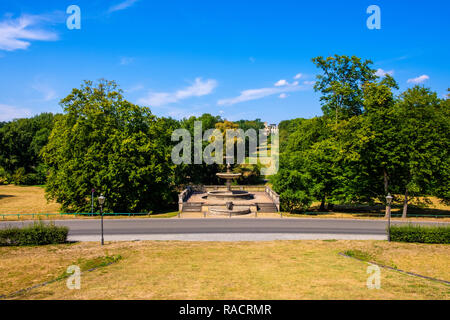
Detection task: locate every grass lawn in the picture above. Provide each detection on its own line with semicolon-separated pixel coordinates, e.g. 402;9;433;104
0;240;448;300
0;185;60;214
0;185;178;220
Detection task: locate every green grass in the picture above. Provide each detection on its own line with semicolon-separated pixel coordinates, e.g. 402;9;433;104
343;249;373;262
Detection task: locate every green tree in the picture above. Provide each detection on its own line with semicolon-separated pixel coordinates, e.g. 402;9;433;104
42;80;176;213
0;113;56;185
278;118;306;153
175;113;223;186
393;86;450;216
271;154;313;212
312;55;377;123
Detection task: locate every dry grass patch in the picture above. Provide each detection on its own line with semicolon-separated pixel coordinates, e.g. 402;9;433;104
339;241;450;281
0;240;448;300
0;185;60;214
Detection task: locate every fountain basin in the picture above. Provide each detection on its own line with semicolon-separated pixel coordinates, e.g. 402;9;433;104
207;190;252;201
216;173;242;179
209;206;251;215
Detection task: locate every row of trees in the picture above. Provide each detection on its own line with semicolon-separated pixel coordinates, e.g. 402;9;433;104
271;55;449;216
1;56;448;216
0;80;264;212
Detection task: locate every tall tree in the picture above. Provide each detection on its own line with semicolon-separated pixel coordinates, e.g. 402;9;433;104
312;55;377;123
393;86;449;216
42;80;176;213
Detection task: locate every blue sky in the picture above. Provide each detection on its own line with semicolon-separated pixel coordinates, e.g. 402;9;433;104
0;0;448;123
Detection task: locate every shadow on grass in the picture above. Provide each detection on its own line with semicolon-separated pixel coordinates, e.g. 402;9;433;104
0;194;15;200
290;203;450;219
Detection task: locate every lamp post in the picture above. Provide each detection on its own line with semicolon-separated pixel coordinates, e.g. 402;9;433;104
386;193;393;242
98;194;105;246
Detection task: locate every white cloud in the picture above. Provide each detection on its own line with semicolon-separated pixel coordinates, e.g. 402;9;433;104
375;68;394;77
294;73;302;80
274;79;288;87
120;57;134;65
279;93;288;99
303;80;316;85
108;0;139;13
0;104;32;121
407;75;430;84
218;82;307;106
32;82;57;101
0;14;58;51
138;78;218;107
125;84;144;93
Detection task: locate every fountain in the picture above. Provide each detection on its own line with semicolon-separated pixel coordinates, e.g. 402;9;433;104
207;163;252;215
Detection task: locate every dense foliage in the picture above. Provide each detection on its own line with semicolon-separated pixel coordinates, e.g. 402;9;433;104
42;80;177;213
271;55;449;214
390;224;450;244
0;113;57;185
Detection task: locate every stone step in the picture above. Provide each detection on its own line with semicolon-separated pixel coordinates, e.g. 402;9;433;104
182;203;203;212
257;203;278;213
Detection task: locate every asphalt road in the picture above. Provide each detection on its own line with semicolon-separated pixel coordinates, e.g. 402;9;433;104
1;218;447;241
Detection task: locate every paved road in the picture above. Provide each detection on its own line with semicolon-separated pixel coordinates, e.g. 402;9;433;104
1;218;447;241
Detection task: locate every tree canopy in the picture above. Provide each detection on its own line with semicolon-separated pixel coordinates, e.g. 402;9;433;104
42;80;176;213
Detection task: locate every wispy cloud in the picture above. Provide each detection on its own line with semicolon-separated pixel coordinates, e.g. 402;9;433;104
138;78;218;107
0;14;58;51
120;57;135;65
32;82;57;101
0;103;32;121
407;75;429;84
375;68;394;77
279;93;288;99
218;80;307;106
294;73;302;80
108;0;139;13
125;84;144;93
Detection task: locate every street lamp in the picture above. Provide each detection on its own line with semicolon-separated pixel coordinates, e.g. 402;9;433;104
386;193;393;242
98;194;106;246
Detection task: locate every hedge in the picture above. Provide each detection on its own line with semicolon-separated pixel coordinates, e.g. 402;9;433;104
0;222;69;246
390;224;450;244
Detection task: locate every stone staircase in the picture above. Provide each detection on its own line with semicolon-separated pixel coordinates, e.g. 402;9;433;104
257;203;278;213
182;202;203;212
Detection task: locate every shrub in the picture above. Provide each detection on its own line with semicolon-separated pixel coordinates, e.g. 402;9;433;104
0;222;68;246
390;224;450;244
279;189;312;213
0;166;9;185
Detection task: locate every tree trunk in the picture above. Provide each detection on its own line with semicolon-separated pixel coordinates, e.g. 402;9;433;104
402;188;409;218
383;169;389;217
319;195;326;211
